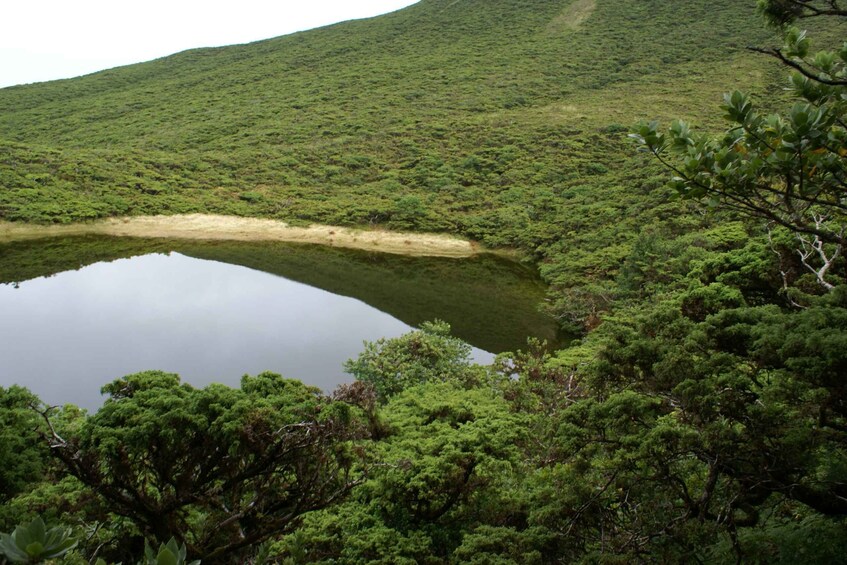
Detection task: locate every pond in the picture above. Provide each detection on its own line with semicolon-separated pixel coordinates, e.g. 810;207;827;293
0;236;565;410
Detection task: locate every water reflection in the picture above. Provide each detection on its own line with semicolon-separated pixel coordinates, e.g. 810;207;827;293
0;252;494;410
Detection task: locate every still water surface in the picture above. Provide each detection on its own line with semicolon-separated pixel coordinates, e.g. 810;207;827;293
0;237;563;410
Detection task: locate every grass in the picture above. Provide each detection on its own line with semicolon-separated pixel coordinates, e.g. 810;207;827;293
0;0;778;227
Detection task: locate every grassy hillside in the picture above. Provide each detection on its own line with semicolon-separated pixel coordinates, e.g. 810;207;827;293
0;0;778;227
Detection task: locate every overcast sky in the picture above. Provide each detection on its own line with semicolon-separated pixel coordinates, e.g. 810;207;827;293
0;0;420;88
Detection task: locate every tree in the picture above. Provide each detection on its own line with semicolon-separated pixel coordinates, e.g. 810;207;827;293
593;6;847;558
344;320;485;403
758;0;847;25
485;286;844;562
35;371;367;562
0;387;47;512
271;382;527;563
632;0;847;290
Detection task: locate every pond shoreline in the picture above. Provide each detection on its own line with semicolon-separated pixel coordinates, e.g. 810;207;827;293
0;214;479;258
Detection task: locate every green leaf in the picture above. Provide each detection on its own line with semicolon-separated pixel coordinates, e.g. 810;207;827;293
156;548;179;565
24;542;45;557
785;27;810;58
28;517;45;548
12;525;32;552
0;533;29;562
42;537;79;559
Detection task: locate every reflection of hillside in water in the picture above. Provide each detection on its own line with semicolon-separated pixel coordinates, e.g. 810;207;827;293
0;250;415;410
0;236;565;353
180;240;566;353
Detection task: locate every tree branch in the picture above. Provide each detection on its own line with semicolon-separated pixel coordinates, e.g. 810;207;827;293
749;46;847;86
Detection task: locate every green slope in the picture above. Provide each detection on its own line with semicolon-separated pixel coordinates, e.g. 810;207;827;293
0;0;778;225
0;0;773;146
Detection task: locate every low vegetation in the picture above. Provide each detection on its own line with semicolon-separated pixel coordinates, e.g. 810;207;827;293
1;0;846;562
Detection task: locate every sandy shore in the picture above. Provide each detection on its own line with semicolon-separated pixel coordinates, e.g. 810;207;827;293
0;214;479;258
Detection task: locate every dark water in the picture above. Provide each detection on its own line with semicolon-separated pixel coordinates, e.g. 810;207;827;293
0;237;565;410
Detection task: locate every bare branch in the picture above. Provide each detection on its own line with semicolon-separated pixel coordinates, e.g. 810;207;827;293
29;402;67;447
796;217;843;289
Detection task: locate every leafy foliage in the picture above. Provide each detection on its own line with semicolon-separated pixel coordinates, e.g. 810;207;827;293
39;371;367;562
272;382;525;563
0;387;46;507
344;320;485;402
0;516;77;563
633;2;847;291
141;538;200;565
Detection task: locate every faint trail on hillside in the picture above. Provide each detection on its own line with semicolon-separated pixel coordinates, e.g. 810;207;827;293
439;0;464;14
546;0;596;33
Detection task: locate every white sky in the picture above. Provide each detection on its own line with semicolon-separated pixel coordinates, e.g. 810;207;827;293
0;0;420;88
